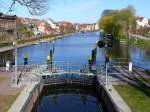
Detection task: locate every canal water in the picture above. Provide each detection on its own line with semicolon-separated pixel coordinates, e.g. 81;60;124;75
0;32;150;69
32;84;105;112
0;32;150;112
17;32;100;66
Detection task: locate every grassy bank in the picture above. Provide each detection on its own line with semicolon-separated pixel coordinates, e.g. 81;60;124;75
0;33;73;48
129;38;150;50
114;79;150;112
0;95;18;112
0;76;5;81
145;70;150;75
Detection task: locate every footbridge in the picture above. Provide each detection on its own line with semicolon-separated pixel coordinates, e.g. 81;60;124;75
10;59;150;86
12;61;97;86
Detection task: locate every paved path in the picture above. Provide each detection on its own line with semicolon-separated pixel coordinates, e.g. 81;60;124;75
8;83;37;112
0;33;74;53
130;33;150;40
0;41;38;53
0;68;24;95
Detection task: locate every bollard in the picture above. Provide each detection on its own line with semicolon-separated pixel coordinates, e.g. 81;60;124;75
6;61;11;71
24;52;28;65
129;62;132;72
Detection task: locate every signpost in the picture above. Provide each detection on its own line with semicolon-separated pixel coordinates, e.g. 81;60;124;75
98;33;113;85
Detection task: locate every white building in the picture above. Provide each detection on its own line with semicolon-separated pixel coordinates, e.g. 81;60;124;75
46;18;60;34
136;17;150;29
33;27;41;36
95;23;99;31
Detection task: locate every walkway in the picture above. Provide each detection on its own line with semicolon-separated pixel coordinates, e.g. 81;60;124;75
0;68;24;112
130;33;150;40
0;68;24;95
0;41;38;53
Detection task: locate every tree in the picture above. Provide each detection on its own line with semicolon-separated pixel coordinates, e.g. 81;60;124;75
99;5;136;39
101;9;115;17
1;0;49;16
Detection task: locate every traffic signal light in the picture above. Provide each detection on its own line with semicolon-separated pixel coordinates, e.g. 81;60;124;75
98;34;114;48
106;34;113;47
98;40;105;48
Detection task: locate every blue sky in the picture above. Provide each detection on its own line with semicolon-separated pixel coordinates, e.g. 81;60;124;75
1;0;150;23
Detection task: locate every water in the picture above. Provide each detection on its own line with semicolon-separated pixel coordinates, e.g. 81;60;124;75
17;32;99;65
1;32;150;111
33;84;104;112
36;94;101;112
0;32;150;68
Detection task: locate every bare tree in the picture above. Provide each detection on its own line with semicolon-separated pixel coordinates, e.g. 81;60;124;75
7;0;49;15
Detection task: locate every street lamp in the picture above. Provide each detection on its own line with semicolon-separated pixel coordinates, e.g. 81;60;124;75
127;25;132;62
13;16;18;85
98;34;113;85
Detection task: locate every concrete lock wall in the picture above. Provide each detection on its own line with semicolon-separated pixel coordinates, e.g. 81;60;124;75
96;81;119;112
10;79;121;112
21;82;44;112
26;80;119;112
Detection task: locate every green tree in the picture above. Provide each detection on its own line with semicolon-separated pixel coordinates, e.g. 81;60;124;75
99;5;136;39
18;23;34;37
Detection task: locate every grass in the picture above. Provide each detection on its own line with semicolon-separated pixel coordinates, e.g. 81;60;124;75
145;70;150;75
0;95;18;112
0;35;56;48
0;75;5;81
129;38;150;50
114;80;150;112
139;78;150;83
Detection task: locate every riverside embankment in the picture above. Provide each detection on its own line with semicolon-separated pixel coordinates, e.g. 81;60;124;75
0;33;74;53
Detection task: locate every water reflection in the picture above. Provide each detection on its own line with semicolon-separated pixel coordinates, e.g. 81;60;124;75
36;94;102;112
0;32;150;69
107;40;126;59
33;84;104;112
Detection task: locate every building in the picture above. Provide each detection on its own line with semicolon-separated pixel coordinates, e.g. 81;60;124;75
79;24;87;31
46;18;60;34
0;13;16;32
136;16;150;29
58;21;74;34
94;23;99;31
79;23;98;31
37;21;54;35
74;23;80;32
0;13;17;40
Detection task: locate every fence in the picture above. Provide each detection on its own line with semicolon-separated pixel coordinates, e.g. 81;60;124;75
10;58;150;85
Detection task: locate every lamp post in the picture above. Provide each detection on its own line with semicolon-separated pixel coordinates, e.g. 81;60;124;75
13;16;18;85
136;25;138;42
127;25;131;63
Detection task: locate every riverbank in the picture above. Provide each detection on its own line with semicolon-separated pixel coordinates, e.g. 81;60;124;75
130;33;150;41
114;79;150;112
0;33;74;53
129;37;150;50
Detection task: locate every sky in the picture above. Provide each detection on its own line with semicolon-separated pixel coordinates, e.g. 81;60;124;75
1;0;150;23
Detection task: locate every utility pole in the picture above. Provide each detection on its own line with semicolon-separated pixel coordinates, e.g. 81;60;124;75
105;41;108;85
98;34;112;85
13;16;18;85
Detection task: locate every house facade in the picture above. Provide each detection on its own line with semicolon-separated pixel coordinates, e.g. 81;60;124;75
136;16;150;29
58;21;74;34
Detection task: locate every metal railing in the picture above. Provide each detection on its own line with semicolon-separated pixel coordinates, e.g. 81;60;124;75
10;58;150;85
